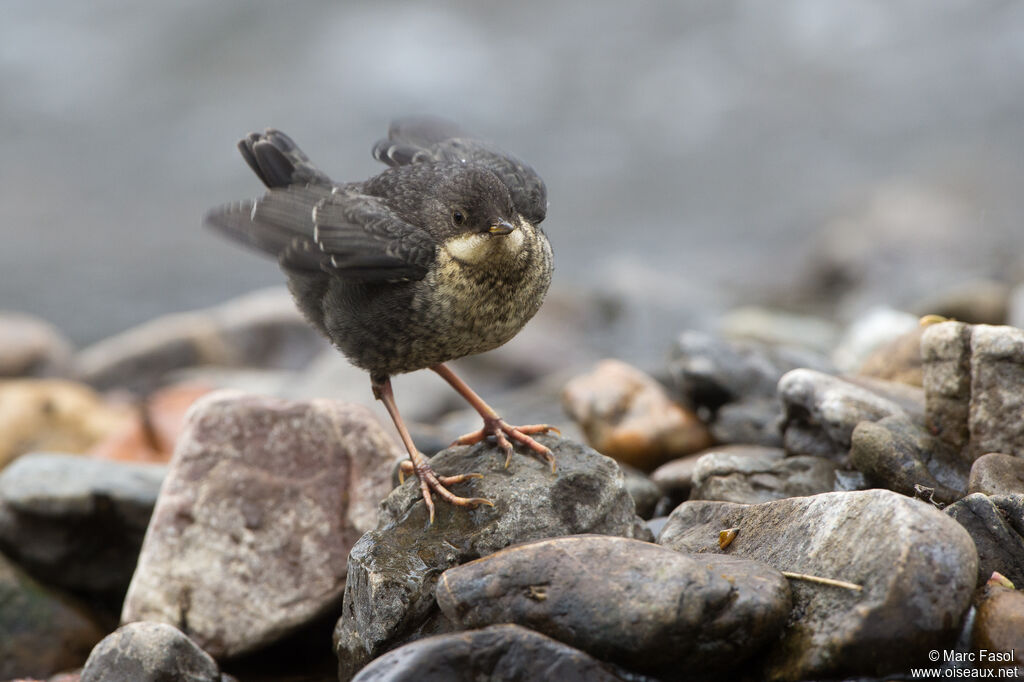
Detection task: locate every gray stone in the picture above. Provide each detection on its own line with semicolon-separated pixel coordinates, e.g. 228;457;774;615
849;415;967;504
82;622;221;682
921;320;972;455
0;311;73;378
122;390;402;658
436;535;790;680
620;464;661;519
969;452;1024;496
708;397;784;447
690;447;837;504
778;369;910;461
0;452;165;599
945;493;1024;588
74;287;329;392
0;551;104;680
923;322;1024;465
843;374;926;421
351;624;630;682
659;490;978;681
967;324;1024;460
333;436;650;680
669;329;834;410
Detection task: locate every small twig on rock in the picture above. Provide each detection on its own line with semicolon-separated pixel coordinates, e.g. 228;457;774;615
781;571;863;592
913;484;945;509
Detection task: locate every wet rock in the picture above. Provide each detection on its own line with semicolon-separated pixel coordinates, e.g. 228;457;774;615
855;324;925;386
921;320;972;455
669;330;833;411
0;312;73;378
968;452;1024;496
0;552;104;680
351;624;630;682
436;535;790;679
971;582;1024;676
620;464;661;519
659;490;977;680
0;380;134;470
333;436;650;680
690;447;837;504
74;287;329;392
832;307;920;374
122;390;402;658
0;453;164;601
778;369;910;461
849;415;967;504
81;622;222;682
562;360;712;471
945;493;1024;588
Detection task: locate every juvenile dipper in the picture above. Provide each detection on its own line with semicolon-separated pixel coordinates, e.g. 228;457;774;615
205;117;555;521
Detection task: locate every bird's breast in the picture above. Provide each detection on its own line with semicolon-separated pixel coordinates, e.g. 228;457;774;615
426;219;552;352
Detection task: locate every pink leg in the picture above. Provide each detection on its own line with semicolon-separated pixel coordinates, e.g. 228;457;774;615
430;363;559;472
373;377;491;523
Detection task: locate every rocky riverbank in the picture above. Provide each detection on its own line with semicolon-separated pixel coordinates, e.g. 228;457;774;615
2;285;1024;681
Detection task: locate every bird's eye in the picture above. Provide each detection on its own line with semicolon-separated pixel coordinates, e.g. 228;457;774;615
452;210;466;226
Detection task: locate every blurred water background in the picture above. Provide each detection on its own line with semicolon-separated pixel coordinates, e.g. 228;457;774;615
3;0;1024;354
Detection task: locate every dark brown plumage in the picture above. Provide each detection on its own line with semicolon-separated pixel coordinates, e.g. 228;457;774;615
206;117;555;521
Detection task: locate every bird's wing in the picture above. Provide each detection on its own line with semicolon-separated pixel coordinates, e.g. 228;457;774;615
238;129;334;189
205;186;437;282
372;116;548;224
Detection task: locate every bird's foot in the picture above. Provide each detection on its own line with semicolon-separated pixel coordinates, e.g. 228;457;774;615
453;418;559;471
398;460;491;524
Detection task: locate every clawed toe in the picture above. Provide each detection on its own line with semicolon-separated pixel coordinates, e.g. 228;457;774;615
399;460;483;487
453;419;558;473
400;459;491;523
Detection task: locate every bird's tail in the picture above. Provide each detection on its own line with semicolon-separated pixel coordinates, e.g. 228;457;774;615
237;129;333;189
206;130;333;271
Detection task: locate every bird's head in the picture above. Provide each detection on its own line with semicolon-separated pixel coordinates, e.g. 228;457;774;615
432;166;528;265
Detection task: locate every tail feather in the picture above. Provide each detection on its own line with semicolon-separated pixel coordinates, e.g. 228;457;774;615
238;129;333;189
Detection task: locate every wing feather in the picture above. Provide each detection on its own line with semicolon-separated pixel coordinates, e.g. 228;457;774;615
371;116;548;224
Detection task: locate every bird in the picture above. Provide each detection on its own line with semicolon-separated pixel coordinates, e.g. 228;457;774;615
205;116;556;522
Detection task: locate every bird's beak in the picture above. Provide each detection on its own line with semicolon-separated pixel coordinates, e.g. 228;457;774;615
488;220;516;235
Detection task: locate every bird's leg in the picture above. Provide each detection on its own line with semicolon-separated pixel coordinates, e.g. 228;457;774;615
430;363;558;472
372;375;491;523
